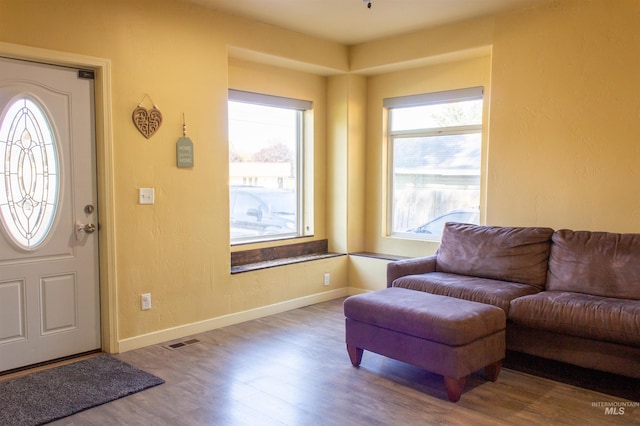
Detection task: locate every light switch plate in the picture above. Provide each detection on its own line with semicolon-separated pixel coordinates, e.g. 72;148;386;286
139;187;155;205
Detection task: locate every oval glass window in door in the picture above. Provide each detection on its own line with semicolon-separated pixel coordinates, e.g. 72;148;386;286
0;97;59;249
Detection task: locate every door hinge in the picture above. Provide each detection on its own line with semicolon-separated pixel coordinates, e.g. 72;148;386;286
78;69;95;80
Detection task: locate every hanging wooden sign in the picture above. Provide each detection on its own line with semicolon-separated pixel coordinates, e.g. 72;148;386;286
132;94;162;139
177;114;194;168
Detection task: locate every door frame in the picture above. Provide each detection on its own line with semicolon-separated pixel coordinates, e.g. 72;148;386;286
0;42;118;354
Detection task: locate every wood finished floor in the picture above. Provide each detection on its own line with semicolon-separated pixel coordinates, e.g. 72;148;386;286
49;298;639;425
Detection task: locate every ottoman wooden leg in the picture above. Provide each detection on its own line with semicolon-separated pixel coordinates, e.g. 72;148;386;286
443;376;467;402
346;344;363;367
485;360;503;382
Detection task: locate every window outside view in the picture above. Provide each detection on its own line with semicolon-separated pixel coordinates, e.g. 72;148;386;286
228;100;300;243
389;98;482;239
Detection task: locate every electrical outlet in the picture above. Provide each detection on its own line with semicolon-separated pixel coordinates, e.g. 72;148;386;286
141;293;152;310
323;273;330;286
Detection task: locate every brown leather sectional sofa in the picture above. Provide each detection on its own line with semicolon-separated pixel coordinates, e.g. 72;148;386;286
387;223;640;378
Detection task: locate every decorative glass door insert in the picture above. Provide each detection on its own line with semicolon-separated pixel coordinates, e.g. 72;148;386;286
0;97;59;249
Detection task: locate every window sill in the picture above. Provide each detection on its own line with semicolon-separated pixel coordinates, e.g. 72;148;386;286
231;239;346;274
231;252;345;274
349;252;410;261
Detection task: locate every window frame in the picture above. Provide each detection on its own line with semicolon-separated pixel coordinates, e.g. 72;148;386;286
228;89;312;245
384;87;484;241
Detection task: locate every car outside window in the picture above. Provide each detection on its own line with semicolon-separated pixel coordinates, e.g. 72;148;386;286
230;186;297;240
385;87;483;240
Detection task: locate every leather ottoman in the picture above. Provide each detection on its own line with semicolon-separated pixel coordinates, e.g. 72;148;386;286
343;287;506;402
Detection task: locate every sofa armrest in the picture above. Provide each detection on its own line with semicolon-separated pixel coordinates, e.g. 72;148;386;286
386;255;437;287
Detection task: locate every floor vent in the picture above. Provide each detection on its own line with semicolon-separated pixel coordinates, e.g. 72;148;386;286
164;338;200;350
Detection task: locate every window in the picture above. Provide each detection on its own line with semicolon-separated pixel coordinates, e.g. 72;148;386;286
228;90;311;244
385;87;483;240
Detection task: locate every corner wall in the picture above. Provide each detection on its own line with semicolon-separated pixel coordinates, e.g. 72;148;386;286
2;0;639;350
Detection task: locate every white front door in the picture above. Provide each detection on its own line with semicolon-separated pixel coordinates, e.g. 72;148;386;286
0;57;100;372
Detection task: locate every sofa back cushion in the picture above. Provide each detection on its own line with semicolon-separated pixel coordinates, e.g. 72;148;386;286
436;223;554;289
547;230;640;299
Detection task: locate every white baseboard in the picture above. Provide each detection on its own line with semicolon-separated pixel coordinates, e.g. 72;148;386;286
347;287;371;296
118;288;351;353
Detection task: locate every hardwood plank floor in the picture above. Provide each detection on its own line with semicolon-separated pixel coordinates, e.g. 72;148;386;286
49;298;638;425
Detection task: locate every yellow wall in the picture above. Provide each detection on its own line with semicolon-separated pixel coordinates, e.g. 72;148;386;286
488;0;640;232
0;0;349;350
327;74;367;254
355;0;640;263
1;0;638;347
364;55;492;259
350;15;494;75
226;58;351;310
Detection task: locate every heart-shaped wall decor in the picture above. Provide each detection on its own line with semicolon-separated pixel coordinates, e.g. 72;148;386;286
132;105;163;139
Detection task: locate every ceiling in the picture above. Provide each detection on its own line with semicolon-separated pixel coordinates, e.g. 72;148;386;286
187;0;549;45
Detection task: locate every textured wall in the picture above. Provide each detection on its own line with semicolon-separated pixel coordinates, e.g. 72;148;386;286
2;0;637;345
357;0;640;262
488;0;640;232
0;0;349;346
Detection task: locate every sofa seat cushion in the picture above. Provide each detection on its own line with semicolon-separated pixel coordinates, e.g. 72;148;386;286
547;229;640;299
509;291;640;347
436;223;554;290
392;272;540;314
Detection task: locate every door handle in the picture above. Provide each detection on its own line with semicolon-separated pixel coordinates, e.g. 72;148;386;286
75;221;97;240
